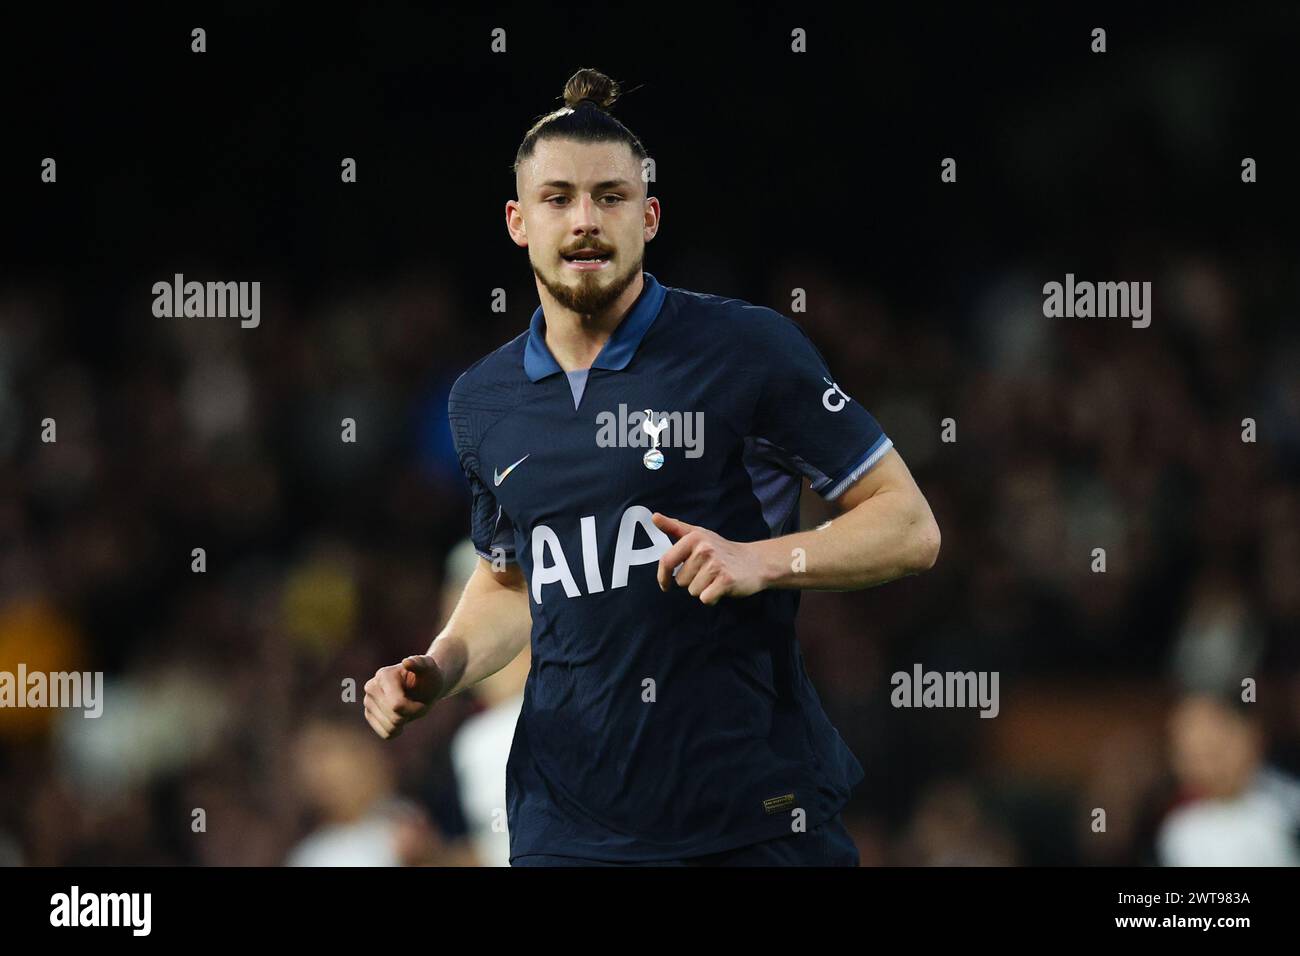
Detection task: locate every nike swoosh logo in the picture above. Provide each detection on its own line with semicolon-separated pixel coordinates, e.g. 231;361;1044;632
493;454;530;487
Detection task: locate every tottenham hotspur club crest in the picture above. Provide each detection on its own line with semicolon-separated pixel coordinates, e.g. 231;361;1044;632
641;409;668;470
594;405;704;464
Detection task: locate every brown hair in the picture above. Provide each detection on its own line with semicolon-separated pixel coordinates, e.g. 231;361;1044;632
514;68;649;181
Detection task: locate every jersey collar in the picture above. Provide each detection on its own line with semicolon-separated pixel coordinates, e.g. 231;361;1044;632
523;271;667;382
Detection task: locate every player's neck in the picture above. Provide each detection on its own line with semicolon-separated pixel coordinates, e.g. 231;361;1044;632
538;271;644;373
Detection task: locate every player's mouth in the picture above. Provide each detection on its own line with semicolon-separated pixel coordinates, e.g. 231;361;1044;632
561;248;613;271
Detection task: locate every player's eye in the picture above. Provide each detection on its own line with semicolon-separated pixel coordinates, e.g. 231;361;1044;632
545;195;622;206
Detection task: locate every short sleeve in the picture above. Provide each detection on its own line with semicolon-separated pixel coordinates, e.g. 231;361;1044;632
463;466;518;563
749;310;893;501
447;374;518;564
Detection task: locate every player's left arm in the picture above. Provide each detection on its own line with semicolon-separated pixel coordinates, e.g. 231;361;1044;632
654;303;942;604
653;447;939;603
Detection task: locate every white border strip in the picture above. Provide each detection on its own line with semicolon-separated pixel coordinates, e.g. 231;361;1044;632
824;436;894;501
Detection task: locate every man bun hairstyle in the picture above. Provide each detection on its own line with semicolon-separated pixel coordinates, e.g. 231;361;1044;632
514;68;649;178
563;67;621;111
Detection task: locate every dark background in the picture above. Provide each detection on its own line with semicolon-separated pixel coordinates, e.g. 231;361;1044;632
1;3;1297;865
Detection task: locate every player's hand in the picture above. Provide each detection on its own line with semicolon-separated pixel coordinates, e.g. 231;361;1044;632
652;513;767;605
364;654;444;739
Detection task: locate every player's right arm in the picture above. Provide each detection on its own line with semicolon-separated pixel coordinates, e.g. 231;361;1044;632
363;557;530;739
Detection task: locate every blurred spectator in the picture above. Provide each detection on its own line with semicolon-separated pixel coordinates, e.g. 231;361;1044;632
445;538;530;867
1157;694;1300;866
897;780;1020;866
285;717;473;866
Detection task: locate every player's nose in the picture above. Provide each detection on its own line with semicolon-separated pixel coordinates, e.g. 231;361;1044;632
571;192;600;233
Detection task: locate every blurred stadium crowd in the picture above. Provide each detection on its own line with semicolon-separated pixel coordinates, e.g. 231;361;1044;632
3;5;1300;868
1;246;1297;866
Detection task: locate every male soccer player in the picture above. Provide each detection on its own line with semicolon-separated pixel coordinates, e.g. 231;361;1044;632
364;69;941;866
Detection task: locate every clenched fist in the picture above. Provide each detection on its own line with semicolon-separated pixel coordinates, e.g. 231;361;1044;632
364;654;444;739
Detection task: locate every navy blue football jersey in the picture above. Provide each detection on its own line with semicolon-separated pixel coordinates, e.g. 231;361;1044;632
447;272;892;861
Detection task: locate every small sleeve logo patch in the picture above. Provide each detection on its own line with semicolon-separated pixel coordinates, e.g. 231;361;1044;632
762;792;796;815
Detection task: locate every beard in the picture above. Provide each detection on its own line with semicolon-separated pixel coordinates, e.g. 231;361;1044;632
533;249;644;316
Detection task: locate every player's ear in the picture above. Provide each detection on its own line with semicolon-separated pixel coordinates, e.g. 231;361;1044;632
505;199;528;248
643;196;661;241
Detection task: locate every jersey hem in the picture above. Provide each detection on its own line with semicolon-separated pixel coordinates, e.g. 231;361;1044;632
507;802;848;865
